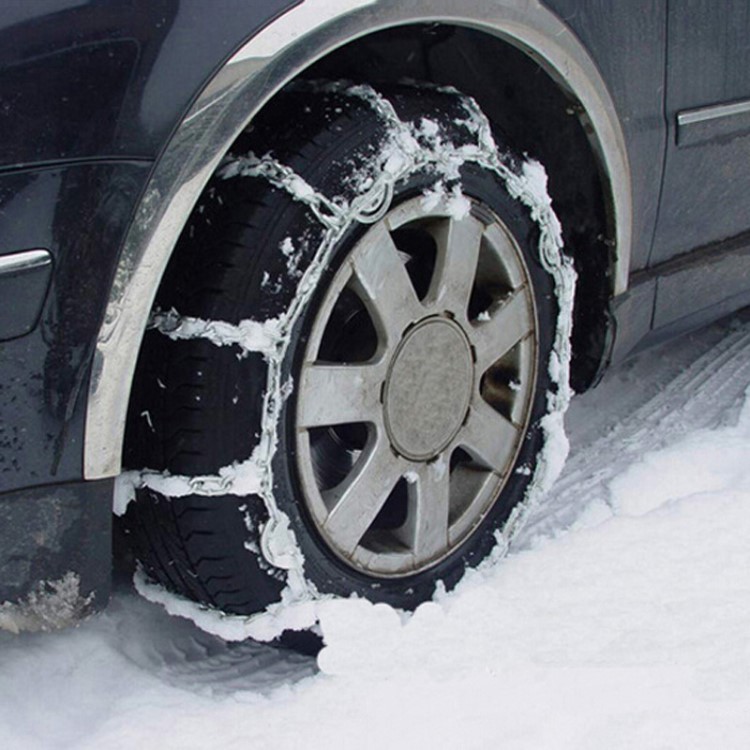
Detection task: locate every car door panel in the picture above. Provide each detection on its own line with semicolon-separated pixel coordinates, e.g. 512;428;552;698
651;0;750;264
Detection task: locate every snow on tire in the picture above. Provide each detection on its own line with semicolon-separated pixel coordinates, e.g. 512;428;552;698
119;83;575;639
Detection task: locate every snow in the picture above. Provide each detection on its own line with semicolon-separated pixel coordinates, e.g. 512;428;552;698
114;449;272;517
149;308;283;357
2;312;749;748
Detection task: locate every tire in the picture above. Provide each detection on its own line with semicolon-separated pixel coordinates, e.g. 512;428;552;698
122;85;559;617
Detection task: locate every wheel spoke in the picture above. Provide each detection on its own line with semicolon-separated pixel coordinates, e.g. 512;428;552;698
428;216;484;315
459;398;520;473
472;288;534;374
408;460;451;561
510;337;536;425
297;362;384;428
323;437;405;554
482;222;528;289
350;223;424;345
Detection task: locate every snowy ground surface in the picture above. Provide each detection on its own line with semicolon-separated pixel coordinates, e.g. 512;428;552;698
2;311;750;750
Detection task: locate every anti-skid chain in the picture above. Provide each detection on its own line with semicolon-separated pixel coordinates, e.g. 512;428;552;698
124;83;576;614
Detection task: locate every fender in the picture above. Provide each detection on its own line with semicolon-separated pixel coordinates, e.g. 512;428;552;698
85;0;632;480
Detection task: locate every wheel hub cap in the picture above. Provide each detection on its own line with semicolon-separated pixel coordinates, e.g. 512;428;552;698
295;196;539;577
384;318;474;461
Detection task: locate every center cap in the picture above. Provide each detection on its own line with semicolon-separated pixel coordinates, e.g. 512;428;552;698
384;318;474;461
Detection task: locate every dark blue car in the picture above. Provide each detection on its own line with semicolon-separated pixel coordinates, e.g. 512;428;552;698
1;0;749;632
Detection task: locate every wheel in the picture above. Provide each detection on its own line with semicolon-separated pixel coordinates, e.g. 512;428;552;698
122;84;563;619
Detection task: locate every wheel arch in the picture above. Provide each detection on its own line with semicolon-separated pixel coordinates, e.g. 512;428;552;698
85;0;632;480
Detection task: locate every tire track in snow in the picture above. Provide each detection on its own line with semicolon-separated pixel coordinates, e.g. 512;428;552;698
110;592;317;695
516;317;750;546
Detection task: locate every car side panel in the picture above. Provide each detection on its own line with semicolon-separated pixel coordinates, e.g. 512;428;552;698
0;0;299;169
0;0;301;495
651;0;750;264
0;162;150;493
543;0;667;273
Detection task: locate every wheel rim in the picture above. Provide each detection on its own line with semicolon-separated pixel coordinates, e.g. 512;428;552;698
295;196;538;577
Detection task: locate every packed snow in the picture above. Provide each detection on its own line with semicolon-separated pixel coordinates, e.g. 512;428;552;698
1;310;749;749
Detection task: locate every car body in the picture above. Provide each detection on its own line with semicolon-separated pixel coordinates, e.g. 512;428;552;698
1;0;749;629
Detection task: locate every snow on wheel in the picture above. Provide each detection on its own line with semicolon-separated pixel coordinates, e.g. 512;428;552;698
120;84;574;632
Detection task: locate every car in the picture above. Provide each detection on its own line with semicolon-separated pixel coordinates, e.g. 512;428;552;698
2;0;749;634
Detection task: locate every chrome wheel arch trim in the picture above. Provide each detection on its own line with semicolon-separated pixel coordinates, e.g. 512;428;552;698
85;0;632;479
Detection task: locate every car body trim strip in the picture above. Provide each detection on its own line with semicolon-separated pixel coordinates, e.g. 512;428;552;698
0;249;52;275
678;99;750;127
85;0;633;479
677;98;750;147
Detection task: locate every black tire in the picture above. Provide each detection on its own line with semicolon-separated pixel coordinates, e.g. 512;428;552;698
122;85;559;616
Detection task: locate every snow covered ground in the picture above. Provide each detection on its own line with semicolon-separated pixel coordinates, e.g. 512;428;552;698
2;311;749;750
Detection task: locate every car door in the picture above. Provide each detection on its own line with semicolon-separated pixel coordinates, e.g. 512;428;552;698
651;0;750;266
